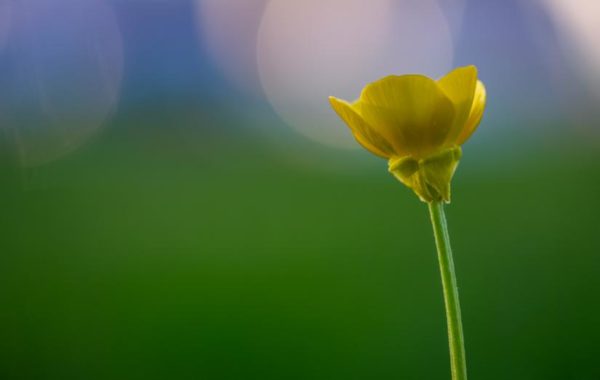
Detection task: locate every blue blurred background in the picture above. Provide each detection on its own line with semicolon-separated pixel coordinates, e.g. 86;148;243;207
0;1;599;379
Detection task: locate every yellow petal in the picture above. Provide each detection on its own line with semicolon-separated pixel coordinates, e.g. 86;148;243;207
358;75;455;159
457;80;486;145
328;96;395;158
436;65;478;145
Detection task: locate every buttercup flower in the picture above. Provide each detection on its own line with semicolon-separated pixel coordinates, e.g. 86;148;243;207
329;65;486;203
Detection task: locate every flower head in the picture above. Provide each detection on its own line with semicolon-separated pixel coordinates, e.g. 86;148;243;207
329;65;486;203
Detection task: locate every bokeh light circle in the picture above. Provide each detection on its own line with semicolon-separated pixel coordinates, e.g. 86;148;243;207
537;0;600;98
0;0;123;167
257;0;454;149
437;0;467;42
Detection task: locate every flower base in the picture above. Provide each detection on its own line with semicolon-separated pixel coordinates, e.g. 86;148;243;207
388;146;462;203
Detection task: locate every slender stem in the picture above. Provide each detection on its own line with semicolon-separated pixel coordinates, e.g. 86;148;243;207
428;201;467;380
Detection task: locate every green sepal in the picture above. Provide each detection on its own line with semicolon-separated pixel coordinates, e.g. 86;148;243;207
388;146;462;203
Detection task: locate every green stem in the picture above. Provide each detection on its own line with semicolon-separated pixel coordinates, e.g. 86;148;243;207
428;201;467;380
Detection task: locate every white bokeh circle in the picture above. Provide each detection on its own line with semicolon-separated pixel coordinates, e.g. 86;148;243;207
256;0;455;149
537;0;600;98
0;0;123;166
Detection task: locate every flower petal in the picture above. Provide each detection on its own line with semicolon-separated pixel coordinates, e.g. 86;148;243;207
328;96;395;158
358;75;455;159
457;80;486;145
436;65;478;145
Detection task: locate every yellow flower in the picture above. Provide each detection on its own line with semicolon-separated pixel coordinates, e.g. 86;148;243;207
329;65;486;203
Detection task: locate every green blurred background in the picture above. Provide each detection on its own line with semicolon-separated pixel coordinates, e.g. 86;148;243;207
1;1;600;379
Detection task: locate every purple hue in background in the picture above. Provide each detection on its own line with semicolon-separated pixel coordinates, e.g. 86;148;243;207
0;0;598;161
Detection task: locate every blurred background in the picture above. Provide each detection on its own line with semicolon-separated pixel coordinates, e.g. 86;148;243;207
0;0;599;379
